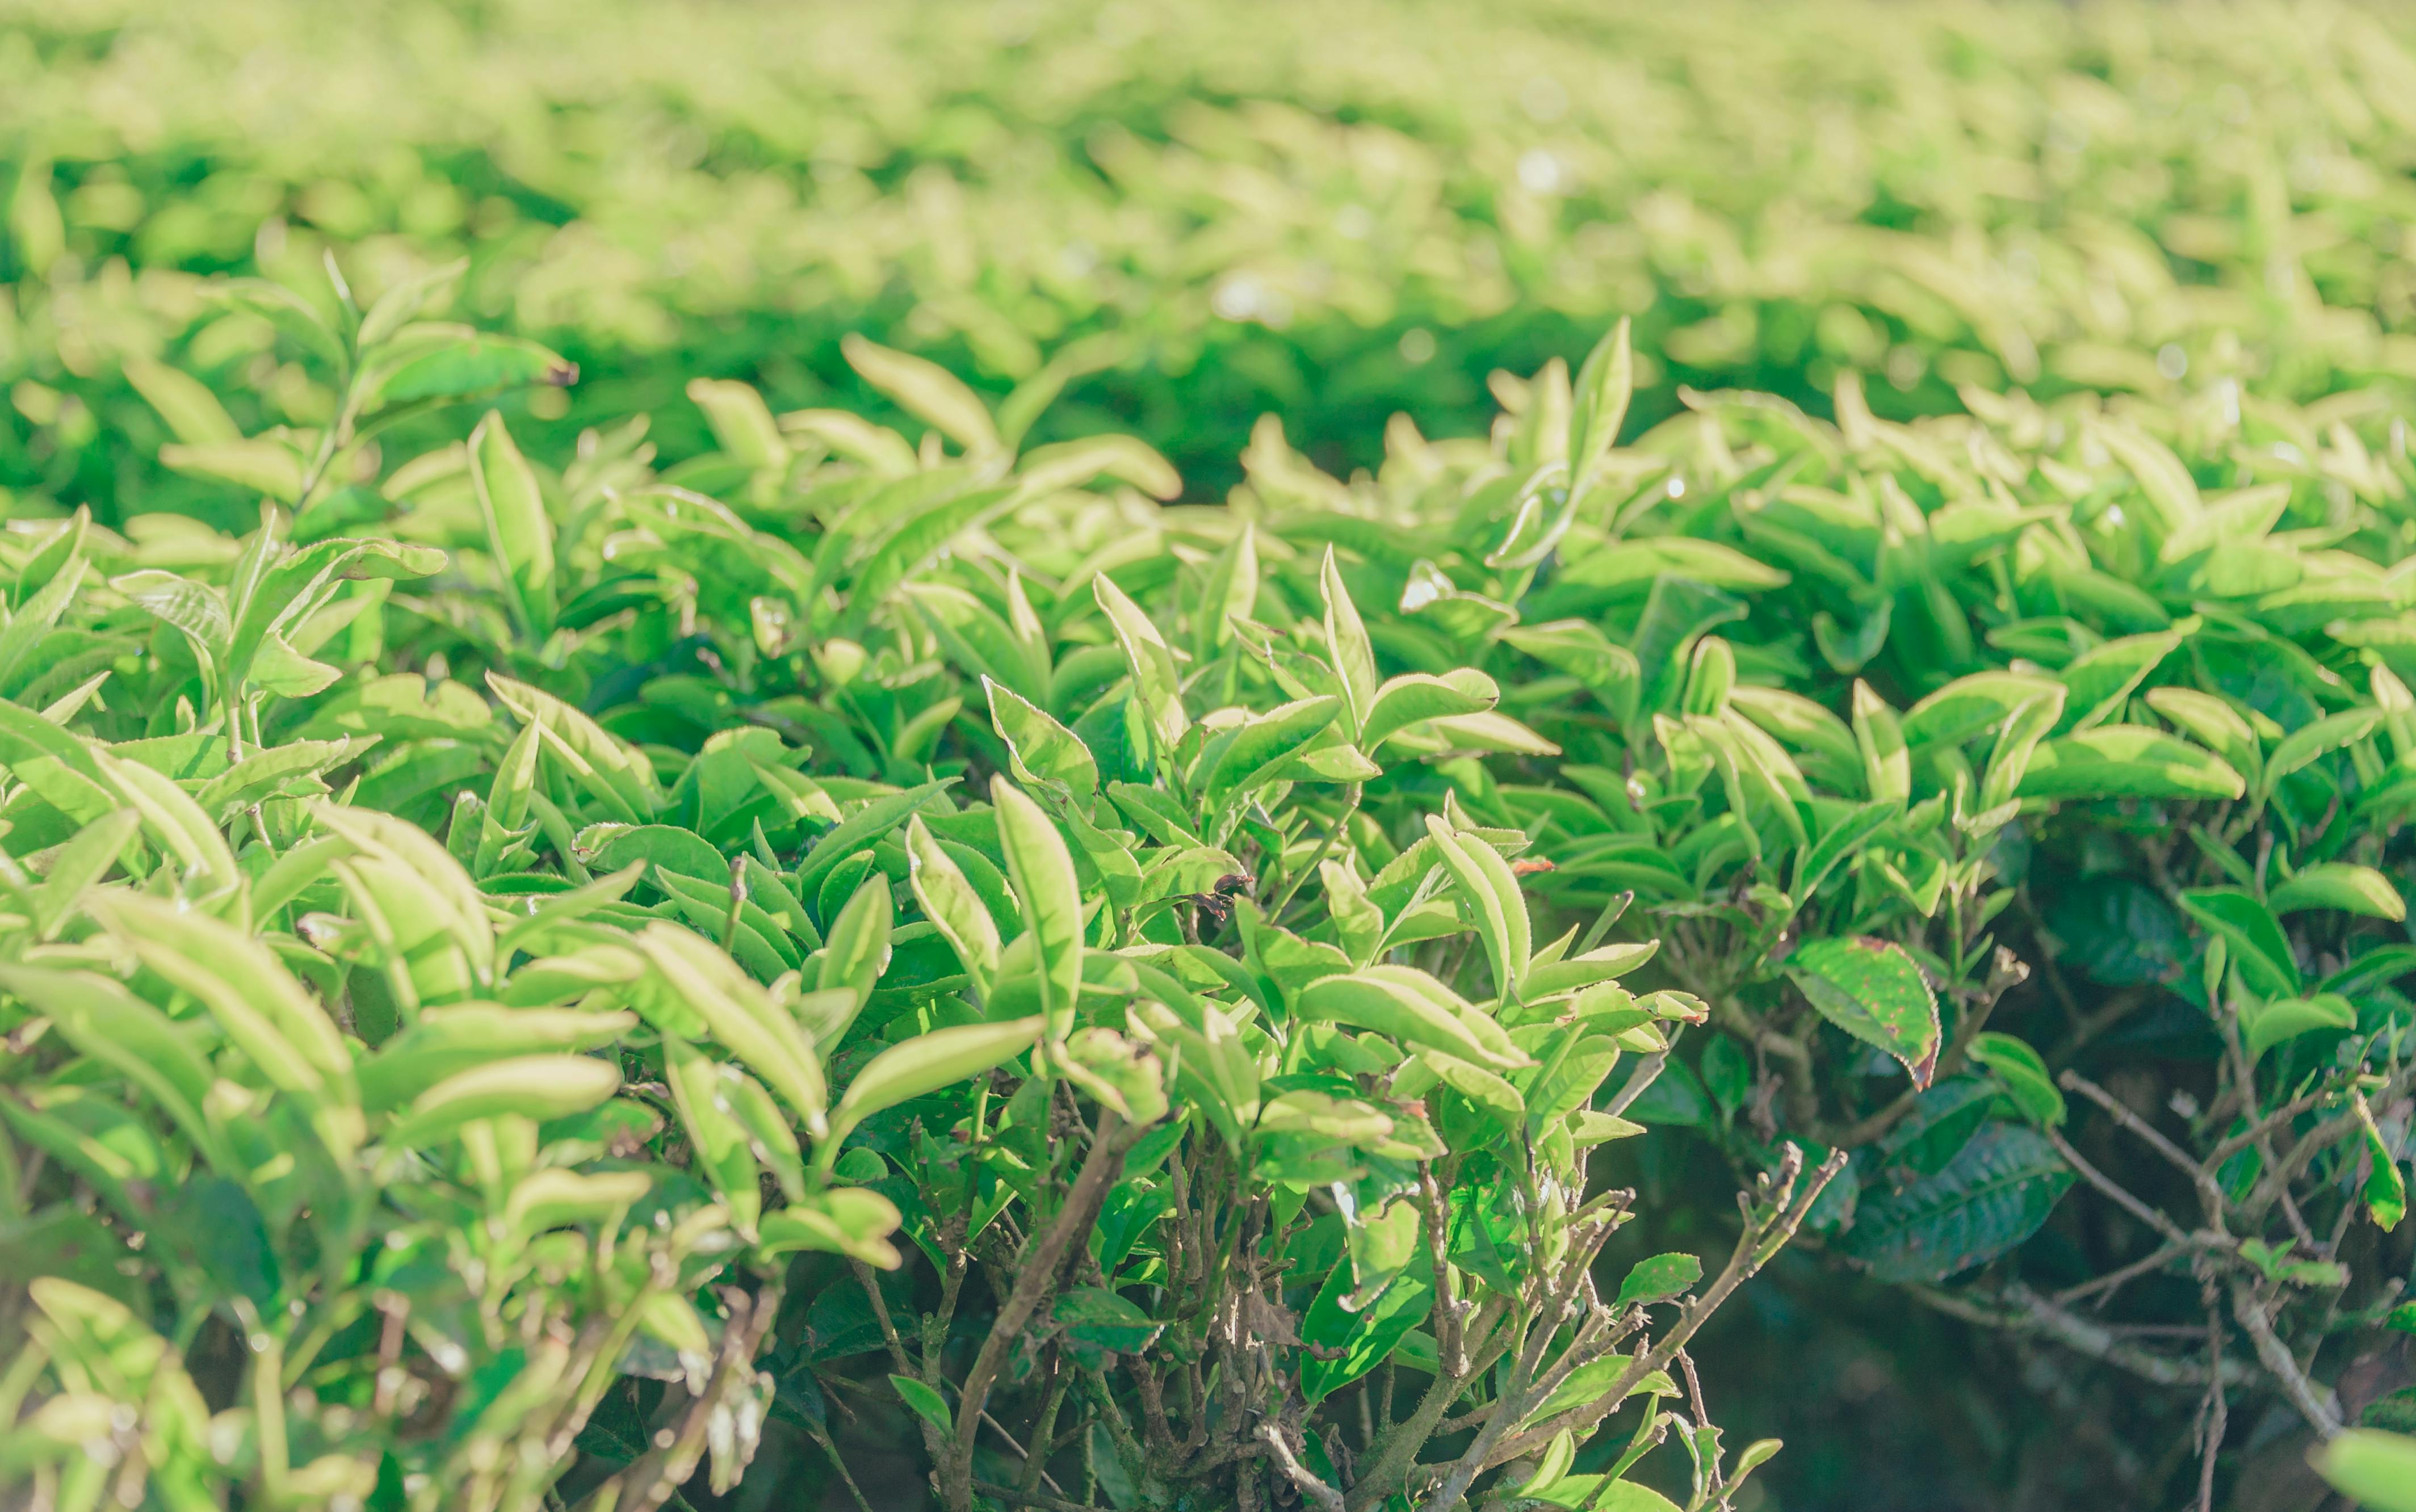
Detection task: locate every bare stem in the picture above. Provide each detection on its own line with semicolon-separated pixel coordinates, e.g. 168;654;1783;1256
943;1111;1136;1512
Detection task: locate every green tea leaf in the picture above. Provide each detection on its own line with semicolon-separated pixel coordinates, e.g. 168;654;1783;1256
1358;670;1498;753
1299;1253;1432;1404
2352;1092;2406;1233
817;873;894;1004
1093;574;1189;753
906;814;1002;1000
1424;814;1532;999
662;1034;763;1233
824;1017;1043;1157
1295;967;1529;1072
2316;1431;2416;1512
890;1374;955;1435
89;891;351;1103
1852;681;1910;804
687;377;790;472
469;411;557;637
2178;888;2301;998
123;357;241;446
2016;726;2245;801
1838;1124;2074;1282
2261;707;2384;800
1567;317;1634;498
844;334;1000;455
635;924;829;1135
1320;548;1378;730
993;779;1083;1035
987;675;1098;794
364;326;576;408
1964;1033;2065;1127
2268;863;2406;921
386;1055;619;1147
2241;993;2356;1064
1054;1288;1164;1355
758;1188;904;1269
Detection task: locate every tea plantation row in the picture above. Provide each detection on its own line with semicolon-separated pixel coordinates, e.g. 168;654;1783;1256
1;3;2414;1509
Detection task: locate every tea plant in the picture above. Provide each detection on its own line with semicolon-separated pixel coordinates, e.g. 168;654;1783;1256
0;279;1869;1512
6;250;2409;1506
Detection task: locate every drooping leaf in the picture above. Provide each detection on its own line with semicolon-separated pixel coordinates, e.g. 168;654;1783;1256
1964;1033;2065;1127
2268;863;2406;921
2016;726;2245;801
2352;1092;2407;1233
823;1017;1045;1157
2178;888;2301;998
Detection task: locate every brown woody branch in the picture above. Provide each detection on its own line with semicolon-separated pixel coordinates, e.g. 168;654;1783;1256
943;1110;1137;1512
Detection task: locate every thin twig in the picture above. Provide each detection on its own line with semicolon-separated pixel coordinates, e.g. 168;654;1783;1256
1908;1283;2245;1389
2195;1270;2228;1512
1480;1147;1844;1475
573;1287;779;1512
1603;1051;1668;1119
2054;1238;2188;1307
807;1421;879;1512
1270;783;1361;921
852;1259;916;1377
2046;1127;2205;1254
2227;1279;2342;1437
1259;1422;1347;1512
984;1410;1070;1497
2058;1071;2226;1225
972;1481;1109;1512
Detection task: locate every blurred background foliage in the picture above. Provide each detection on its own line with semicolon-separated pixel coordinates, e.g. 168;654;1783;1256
12;0;2416;520
9;1;2416;1507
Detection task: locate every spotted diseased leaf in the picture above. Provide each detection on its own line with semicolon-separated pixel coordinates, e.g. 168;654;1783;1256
1787;936;1941;1087
1613;1252;1701;1309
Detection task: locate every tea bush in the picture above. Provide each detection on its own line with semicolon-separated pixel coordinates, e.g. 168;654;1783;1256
0;278;1856;1512
2;3;2415;1510
3;261;2411;1510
